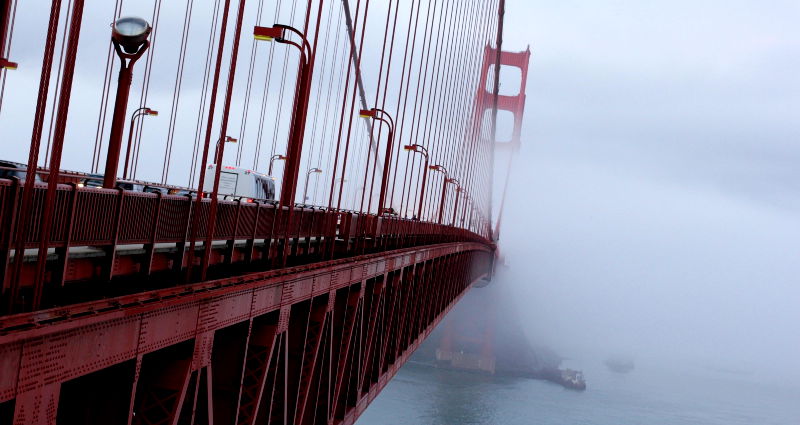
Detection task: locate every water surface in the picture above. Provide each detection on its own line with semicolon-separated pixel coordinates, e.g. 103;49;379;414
360;357;799;424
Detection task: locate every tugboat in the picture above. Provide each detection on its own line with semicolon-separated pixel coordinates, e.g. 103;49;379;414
560;369;586;391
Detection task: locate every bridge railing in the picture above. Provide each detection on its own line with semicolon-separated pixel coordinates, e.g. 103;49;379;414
0;179;487;247
0;178;492;313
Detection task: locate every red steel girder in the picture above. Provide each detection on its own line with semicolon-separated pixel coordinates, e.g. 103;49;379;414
0;242;491;425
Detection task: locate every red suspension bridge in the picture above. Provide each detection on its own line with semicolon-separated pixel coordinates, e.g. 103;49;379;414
0;0;528;423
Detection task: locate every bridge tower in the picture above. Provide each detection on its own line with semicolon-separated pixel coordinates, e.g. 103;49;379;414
436;45;531;374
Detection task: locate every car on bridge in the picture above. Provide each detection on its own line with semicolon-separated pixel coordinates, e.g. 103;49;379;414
78;173;193;196
0;160;43;182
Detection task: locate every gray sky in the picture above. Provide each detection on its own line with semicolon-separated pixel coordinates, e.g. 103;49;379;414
498;0;800;380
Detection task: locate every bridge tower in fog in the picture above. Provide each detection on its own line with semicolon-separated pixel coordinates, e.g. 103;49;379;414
436;44;532;374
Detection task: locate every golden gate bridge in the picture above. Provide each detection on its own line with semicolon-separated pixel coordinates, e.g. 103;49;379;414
0;0;529;423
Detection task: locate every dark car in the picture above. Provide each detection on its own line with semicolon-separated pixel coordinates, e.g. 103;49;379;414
0;160;43;182
116;180;145;192
143;185;169;195
79;173;104;188
79;175;145;192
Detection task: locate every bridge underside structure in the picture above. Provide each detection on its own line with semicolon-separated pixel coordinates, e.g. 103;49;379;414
0;0;508;422
1;242;491;425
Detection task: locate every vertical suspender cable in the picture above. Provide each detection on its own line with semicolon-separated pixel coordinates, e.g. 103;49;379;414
304;0;337;189
161;0;196;184
91;0;124;173
325;0;361;209
251;0;282;171
130;0;164;179
43;0;74;165
358;0;392;213
333;0;370;210
189;0;223;187
388;0;421;214
315;3;346;204
400;0;436;217
186;0;233;280
7;0;64;312
233;0;266;167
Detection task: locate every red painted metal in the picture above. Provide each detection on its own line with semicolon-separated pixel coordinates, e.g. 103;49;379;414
474;44;531;240
202;0;249;281
103;38;150;189
0;242;491;425
361;108;395;215
400;144;430;220
0;182;491;310
123;107;156;180
276;24;314;208
7;0;63;314
428;165;449;224
0;0;13;70
185;0;236;285
29;0;85;312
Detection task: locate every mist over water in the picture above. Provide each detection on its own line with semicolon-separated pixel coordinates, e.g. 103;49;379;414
364;0;799;423
494;0;800;385
501;157;800;383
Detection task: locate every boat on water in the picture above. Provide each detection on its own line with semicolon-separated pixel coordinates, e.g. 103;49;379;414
560;369;586;391
604;358;635;374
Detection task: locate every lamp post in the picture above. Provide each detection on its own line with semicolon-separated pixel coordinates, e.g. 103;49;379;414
213;136;238;164
253;24;313;206
268;154;287;176
403;144;429;220
333;177;347;208
103;16;152;188
123;107;157;180
303;167;322;204
460;192;471;227
359;108;395;214
451;184;462;226
428;165;453;224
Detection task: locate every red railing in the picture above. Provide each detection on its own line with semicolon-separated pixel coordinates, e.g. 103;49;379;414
0;178;492;313
0;179;489;248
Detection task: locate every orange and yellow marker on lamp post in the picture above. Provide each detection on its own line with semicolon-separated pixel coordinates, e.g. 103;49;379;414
253;26;284;41
0;58;17;70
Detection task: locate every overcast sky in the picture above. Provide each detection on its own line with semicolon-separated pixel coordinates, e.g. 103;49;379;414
498;0;800;381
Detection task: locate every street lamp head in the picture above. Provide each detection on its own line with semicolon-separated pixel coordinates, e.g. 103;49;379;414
253;25;284;41
224;136;238;143
359;109;376;118
112;16;151;54
144;108;158;116
310;168;322;174
0;58;18;70
403;145;415;151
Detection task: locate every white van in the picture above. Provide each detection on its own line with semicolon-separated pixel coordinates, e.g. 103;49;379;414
203;164;276;201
